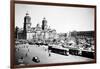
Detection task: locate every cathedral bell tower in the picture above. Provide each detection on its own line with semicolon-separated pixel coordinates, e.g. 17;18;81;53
42;17;47;30
23;12;31;39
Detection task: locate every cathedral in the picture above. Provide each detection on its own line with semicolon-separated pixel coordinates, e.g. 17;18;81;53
16;12;58;42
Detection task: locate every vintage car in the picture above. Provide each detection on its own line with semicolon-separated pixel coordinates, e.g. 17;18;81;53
32;56;40;63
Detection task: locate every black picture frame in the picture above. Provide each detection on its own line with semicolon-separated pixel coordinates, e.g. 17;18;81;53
10;0;96;68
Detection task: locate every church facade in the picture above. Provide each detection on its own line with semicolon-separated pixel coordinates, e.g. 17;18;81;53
16;13;58;42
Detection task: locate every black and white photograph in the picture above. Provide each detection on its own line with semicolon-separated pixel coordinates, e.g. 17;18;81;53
14;1;96;67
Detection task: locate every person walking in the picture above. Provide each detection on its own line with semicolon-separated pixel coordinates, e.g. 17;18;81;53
48;50;51;56
25;52;28;57
28;48;29;52
48;46;52;56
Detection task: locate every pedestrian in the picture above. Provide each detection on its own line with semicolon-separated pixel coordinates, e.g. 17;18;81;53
28;48;29;52
49;53;51;56
17;48;19;51
48;50;51;56
25;52;28;57
27;46;28;48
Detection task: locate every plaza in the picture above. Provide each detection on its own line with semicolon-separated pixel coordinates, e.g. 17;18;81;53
15;44;94;65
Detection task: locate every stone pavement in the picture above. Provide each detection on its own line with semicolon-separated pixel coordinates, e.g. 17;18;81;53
16;44;94;65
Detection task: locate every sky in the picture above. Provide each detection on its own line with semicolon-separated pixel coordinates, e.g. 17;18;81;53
15;4;94;33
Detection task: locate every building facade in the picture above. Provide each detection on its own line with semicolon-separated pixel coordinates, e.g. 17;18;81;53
16;13;57;42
